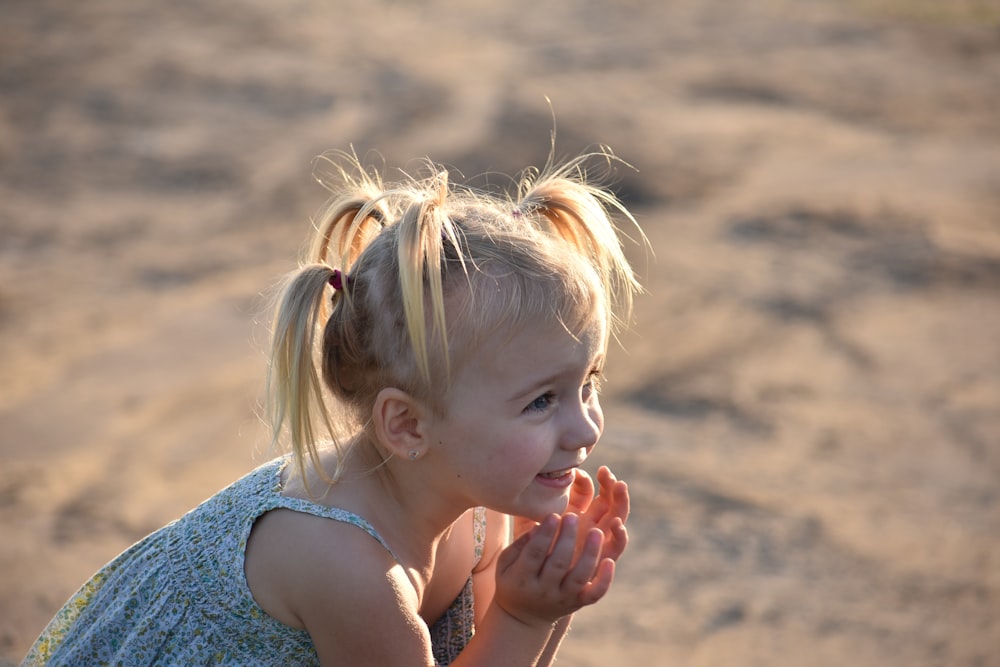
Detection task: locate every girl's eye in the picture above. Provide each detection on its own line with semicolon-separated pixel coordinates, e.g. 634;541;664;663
525;392;555;413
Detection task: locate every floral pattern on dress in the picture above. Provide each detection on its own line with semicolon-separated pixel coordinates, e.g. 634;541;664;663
24;458;486;666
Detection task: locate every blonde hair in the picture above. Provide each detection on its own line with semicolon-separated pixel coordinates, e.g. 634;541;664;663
267;149;644;484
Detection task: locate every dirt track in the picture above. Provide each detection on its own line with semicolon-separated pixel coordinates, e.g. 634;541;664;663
2;1;999;664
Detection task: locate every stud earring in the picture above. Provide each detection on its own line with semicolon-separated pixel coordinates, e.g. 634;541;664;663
408;450;419;461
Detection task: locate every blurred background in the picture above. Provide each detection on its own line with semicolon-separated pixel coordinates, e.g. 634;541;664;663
2;0;999;664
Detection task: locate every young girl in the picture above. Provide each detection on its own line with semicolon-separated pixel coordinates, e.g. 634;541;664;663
25;149;643;666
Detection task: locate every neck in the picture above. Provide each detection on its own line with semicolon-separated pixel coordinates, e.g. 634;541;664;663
343;437;470;576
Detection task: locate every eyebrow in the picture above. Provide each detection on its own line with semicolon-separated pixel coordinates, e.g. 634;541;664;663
507;373;561;404
506;353;605;404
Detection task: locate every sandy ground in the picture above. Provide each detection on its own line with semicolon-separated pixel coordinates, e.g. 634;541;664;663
2;0;999;664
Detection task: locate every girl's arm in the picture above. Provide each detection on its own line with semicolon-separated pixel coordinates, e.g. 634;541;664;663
536;616;573;666
258;469;628;667
457;513;613;666
256;507;608;667
248;509;436;665
304;512;600;666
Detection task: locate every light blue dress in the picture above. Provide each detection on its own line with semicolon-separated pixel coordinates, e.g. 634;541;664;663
25;457;485;666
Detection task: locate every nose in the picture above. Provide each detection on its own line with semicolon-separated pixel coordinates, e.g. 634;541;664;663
560;396;603;452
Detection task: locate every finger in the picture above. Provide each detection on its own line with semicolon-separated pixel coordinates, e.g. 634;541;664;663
610;480;630;523
541;514;579;581
591;476;623;518
496;529;529;573
517;514;559;574
565;528;603;588
602;517;629;562
567;469;594;514
597;466;616;494
572;468;594;497
591;467;616;511
580;493;609;534
577;558;616;606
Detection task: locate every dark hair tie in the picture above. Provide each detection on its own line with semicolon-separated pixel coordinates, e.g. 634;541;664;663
329;269;347;291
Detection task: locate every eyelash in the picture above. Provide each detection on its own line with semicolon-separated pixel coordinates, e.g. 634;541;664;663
525;392;556;413
585;370;604;393
523;370;604;414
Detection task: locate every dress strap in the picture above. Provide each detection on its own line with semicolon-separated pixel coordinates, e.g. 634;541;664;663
271;496;401;563
472;507;486;567
267;457;401;564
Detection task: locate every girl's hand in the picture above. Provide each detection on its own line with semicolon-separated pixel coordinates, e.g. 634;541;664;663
566;466;630;563
493;513;615;628
511;467;630;565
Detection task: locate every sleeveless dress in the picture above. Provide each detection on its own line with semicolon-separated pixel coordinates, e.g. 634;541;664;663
24;457;486;666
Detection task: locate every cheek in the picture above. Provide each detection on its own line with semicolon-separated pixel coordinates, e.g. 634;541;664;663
487;430;551;472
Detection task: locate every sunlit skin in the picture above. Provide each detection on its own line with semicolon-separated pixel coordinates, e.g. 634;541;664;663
423;315;608;513
495;465;630;628
244;314;630;664
420;313;630;623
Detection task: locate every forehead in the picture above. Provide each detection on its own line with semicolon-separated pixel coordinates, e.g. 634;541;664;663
461;314;608;388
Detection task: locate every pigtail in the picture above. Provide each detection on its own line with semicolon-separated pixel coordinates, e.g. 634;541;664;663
516;153;645;334
308;151;389;270
266;148;645;490
396;170;455;385
309;198;386;268
264;157;393;487
266;264;342;486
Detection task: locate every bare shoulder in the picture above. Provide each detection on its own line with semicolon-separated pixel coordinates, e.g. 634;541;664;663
245;508;435;665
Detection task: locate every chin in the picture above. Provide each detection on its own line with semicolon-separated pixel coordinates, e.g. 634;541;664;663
521;494;570;522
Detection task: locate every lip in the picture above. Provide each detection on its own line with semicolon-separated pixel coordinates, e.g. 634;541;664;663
534;466;577;489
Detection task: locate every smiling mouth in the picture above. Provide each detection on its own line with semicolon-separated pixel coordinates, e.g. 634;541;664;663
538;467;575;480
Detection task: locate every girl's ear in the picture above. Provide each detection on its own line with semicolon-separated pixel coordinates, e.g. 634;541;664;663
372;388;429;459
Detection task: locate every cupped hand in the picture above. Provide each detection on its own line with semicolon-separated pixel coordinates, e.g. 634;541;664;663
493;513;615;627
566;466;630;562
511;466;630;565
